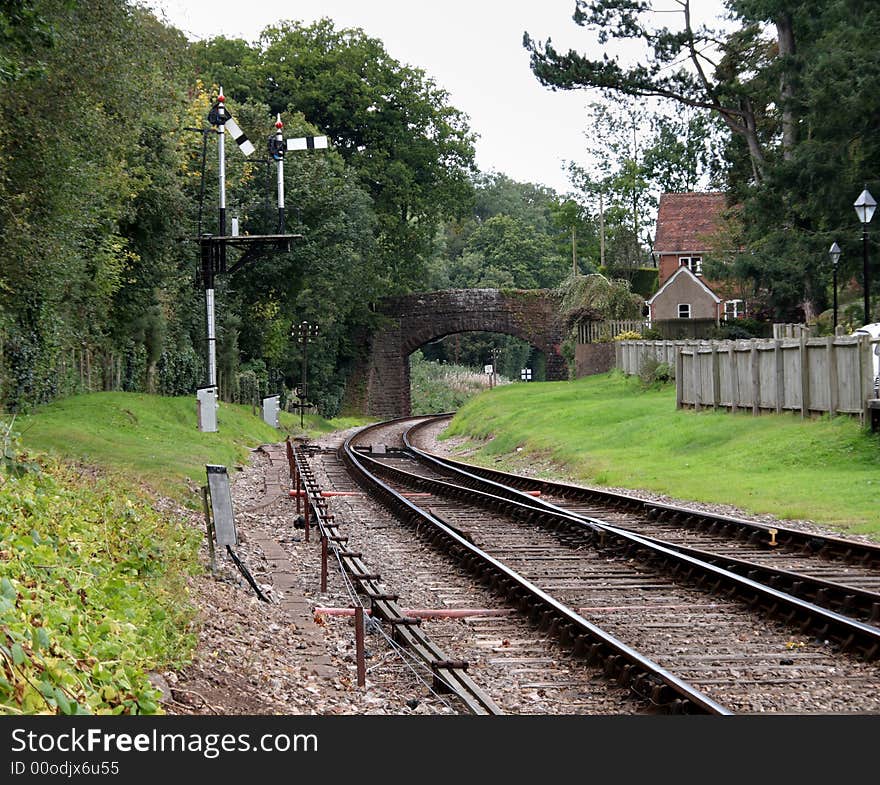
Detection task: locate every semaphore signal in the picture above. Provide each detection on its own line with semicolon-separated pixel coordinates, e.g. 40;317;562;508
268;114;328;233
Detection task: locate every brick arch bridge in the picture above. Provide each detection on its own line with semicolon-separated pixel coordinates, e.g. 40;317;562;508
364;288;567;417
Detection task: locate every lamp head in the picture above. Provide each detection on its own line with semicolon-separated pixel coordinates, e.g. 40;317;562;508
854;188;877;225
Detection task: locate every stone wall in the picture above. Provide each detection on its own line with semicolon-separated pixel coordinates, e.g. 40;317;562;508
365;289;567;417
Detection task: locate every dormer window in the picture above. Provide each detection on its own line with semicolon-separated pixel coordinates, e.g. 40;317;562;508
679;256;703;275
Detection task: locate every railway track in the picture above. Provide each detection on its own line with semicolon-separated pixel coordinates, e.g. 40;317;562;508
405;416;880;625
337;415;880;714
303;443;657;715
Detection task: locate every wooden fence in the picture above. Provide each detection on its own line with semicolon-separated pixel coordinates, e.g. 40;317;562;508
578;319;648;344
616;336;878;421
616;339;687;374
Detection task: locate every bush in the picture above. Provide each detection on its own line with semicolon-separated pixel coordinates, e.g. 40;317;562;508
638;356;673;387
0;447;198;714
613;330;642;341
642;327;662;340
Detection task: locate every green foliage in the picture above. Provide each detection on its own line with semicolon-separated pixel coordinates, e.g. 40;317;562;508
557;273;643;327
157;346;203;397
628;268;659;299
638;356;673;387
195;18;477;292
409;350;496;414
0;451;199;714
525;1;880;322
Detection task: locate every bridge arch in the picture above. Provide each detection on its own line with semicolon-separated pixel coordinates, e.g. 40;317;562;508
365;288;567;417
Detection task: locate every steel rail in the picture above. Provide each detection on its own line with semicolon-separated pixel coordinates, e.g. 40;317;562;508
289;440;502;715
404;419;880;625
344;418;733;715
406;416;880;568
373;421;880;659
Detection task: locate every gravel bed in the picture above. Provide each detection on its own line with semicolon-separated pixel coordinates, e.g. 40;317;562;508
163;432;453;715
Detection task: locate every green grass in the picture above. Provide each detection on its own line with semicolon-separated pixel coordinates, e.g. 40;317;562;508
15;392;371;503
444;371;880;537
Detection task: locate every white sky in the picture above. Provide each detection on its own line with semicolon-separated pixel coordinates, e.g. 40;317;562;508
143;0;730;195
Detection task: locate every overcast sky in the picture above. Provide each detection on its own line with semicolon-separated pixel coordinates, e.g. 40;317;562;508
143;0;730;195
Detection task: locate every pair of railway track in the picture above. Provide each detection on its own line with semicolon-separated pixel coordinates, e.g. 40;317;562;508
297;415;880;715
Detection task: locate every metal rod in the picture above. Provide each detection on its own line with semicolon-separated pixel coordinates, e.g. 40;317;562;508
201;485;216;574
833;262;839;330
355;606;366;688
863;225;871;324
304;485;310;538
276;115;285;234
206;288;217;388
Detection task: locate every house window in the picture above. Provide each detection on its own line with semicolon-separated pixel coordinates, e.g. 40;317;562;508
678;303;691;319
679;256;703;274
724;299;743;320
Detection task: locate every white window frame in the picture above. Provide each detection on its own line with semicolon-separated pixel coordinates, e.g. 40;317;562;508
677;303;692;319
679;256;703;274
724;299;743;320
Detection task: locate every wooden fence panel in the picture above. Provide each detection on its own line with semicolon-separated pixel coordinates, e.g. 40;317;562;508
617;334;877;421
757;346;777;409
782;345;800;411
836;339;863;413
806;340;829;412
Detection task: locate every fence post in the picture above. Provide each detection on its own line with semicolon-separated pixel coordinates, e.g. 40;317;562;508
711;342;721;409
728;345;738;413
751;342;760;415
774;340;784;414
691;343;701;411
675;348;684;409
799;334;810;418
859;335;873;425
827;336;838;417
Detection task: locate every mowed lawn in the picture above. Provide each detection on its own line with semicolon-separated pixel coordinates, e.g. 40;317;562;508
16;392;370;503
443;372;880;537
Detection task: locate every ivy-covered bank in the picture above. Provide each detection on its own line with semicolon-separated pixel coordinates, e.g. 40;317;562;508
0;453;199;715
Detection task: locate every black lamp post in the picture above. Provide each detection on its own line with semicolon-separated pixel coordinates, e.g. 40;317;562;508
829;241;842;330
854;187;876;324
490;347;501;388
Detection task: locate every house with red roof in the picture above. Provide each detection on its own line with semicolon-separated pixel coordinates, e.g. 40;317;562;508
647;192;743;327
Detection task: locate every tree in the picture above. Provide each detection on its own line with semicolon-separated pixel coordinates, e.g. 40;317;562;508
526;1;880;321
192;19;478;292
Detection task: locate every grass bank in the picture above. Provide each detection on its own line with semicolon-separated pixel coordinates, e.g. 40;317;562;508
16;392;370;503
1;392;371;714
443;371;880;536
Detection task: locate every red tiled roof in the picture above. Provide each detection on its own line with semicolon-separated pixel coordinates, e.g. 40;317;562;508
653;192;727;253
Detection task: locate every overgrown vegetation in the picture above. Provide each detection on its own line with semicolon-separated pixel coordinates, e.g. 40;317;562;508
443;372;880;535
0;427;199;714
409;350;501;414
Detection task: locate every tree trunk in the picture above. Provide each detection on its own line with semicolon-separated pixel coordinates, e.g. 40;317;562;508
776;13;797;160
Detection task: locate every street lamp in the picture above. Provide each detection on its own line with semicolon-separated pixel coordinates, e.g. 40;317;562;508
853;187;876;324
829;241;842;330
292;321;319;429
